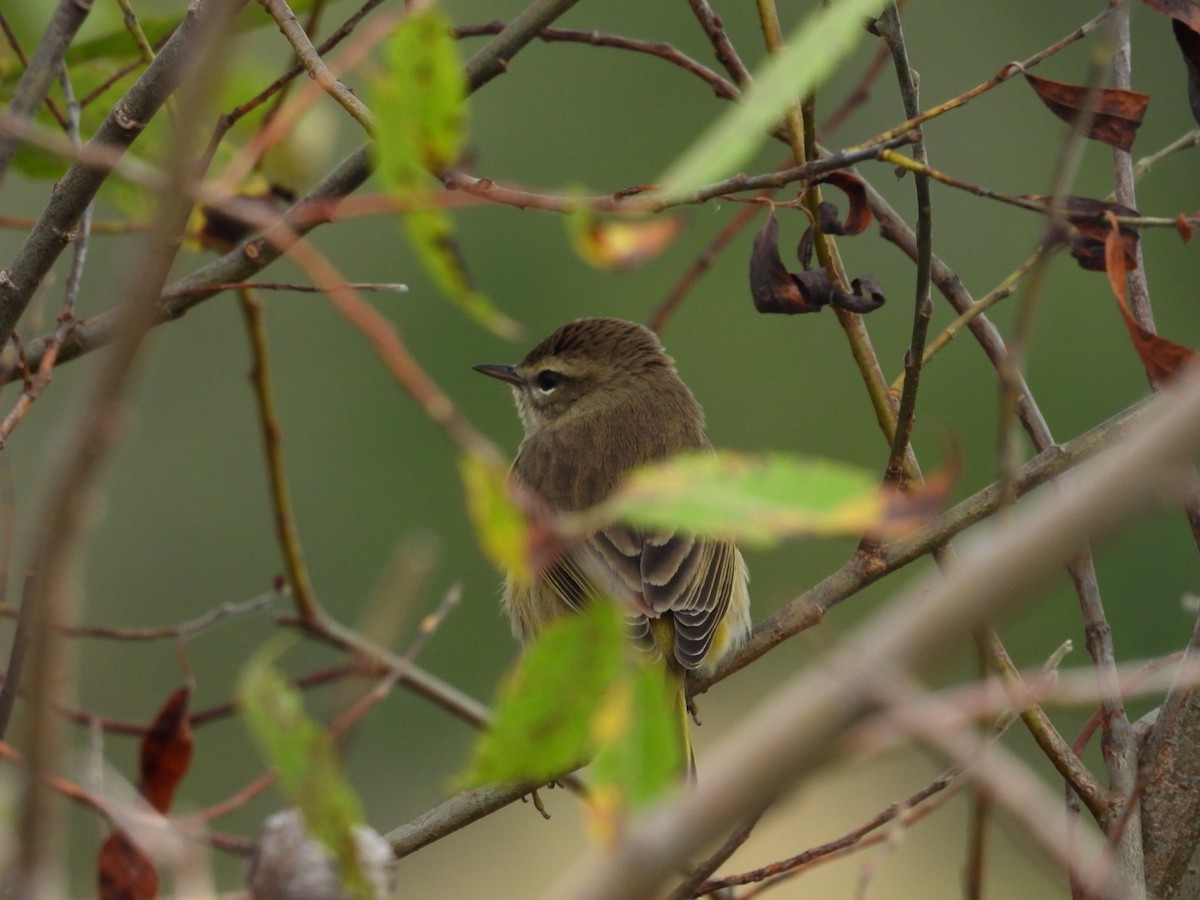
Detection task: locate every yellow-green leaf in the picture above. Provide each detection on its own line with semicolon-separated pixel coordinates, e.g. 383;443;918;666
658;0;890;197
371;9;520;338
588;666;684;841
239;643;372;898
373;7;467;191
458;603;626;788
599;451;882;546
566;207;684;271
460;452;531;584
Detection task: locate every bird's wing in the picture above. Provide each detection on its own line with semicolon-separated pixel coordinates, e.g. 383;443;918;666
591;526;738;670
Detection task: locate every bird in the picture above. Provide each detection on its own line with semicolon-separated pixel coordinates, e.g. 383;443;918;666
474;317;751;771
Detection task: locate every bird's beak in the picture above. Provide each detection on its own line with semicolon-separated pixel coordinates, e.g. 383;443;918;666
472;363;524;387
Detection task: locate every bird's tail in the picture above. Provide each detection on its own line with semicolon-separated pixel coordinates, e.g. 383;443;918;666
671;670;697;783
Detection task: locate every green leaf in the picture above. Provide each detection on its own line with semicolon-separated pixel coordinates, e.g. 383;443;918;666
239;643;372;899
371;7;521;338
589;666;684;831
459;603;626;787
657;0;890;197
373;7;467;191
599;451;882;546
459;452;530;583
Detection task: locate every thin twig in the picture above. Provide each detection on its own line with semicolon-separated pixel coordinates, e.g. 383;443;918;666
440;132;917;214
666;808;765;899
706;777;964;894
163;280;409;297
328;583;463;740
685;0;753;88
238;288;323;624
889;248;1047;396
65;590;279;642
876;5;932;491
1132;128;1200;180
856;5;1118;151
213;0;385;142
457;23;739;103
257;0;375;132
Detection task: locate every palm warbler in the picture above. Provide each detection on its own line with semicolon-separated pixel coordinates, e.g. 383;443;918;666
475;317;751;769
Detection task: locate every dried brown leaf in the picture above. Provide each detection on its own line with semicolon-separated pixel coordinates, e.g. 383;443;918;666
751;212;823;314
98;830;158;900
1177;212;1195;242
812;171;873;236
1024;73;1149;151
1031;195;1141;272
1103;211;1197;384
752;212;884;316
139;687;193;814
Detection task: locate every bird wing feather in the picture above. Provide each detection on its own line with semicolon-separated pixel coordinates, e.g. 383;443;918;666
539;524;736;671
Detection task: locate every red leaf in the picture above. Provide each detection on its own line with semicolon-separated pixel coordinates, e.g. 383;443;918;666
1177;212;1195;242
139;687;193;814
1103;211;1198;385
1024;73;1150;151
98;830;158;900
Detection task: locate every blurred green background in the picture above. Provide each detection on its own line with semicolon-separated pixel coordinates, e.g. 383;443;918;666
2;0;1198;896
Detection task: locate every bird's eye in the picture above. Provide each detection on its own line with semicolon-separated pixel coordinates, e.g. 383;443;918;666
535;370;563;392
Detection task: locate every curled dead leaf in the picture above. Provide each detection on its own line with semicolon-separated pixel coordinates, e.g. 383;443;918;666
812;171;873;236
1102;210;1198;385
752;212;824;314
751;212;886;315
1028;195;1141;272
